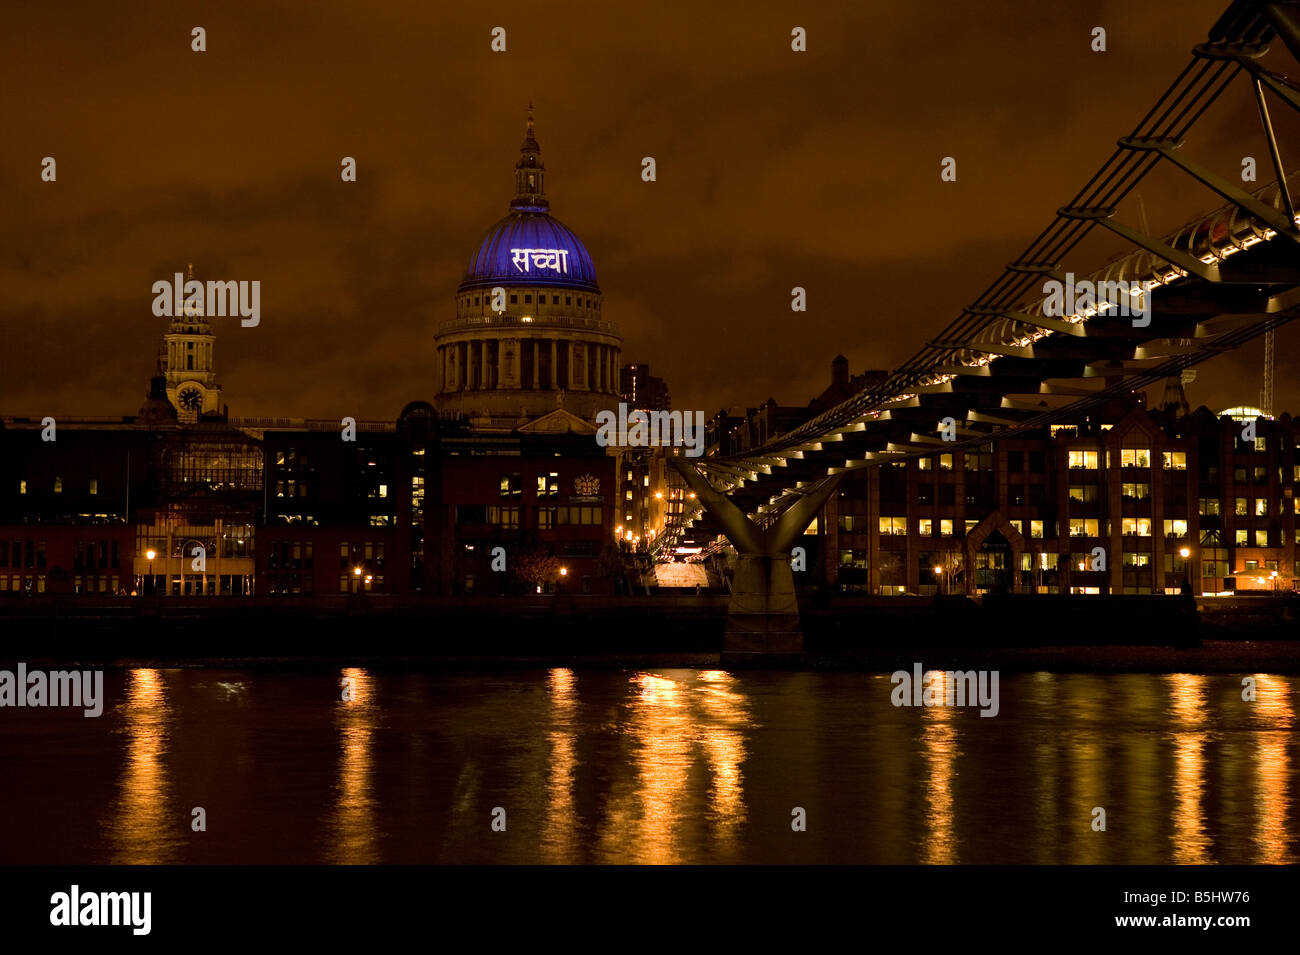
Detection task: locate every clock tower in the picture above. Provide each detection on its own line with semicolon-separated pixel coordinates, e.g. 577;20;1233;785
163;263;224;423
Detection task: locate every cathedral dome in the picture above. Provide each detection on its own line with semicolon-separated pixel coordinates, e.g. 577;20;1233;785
457;106;600;295
460;211;598;293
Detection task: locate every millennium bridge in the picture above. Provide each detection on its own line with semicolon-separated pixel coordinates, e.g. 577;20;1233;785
660;0;1300;659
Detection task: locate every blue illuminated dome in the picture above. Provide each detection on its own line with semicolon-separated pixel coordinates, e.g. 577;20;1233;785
458;110;600;294
461;212;599;293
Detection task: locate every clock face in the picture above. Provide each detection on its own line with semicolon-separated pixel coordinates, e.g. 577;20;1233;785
179;388;202;412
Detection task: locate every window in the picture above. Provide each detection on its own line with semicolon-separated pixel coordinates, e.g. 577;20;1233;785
1120;449;1150;468
556;506;602;525
1030;520;1044;539
1199;498;1220;516
940;519;954;536
1163;519;1188;538
18;480;25;495
918;518;933;536
1068;450;1099;469
487;506;520;528
878;517;907;536
939;454;953;471
1007;451;1024;472
1121;483;1150;501
1070;518;1100;537
1256;499;1268;517
919;457;932;471
1029;451;1046;473
1255;530;1268;547
1069;486;1097;503
1162;451;1187;470
1235;498;1248;516
537;472;559;497
1123;553;1151;567
1255;467;1267;483
54;477;62;494
838;515;858;532
537;506;557;529
1121;518;1152;537
1235;529;1249;545
500;473;522;498
89;478;98;495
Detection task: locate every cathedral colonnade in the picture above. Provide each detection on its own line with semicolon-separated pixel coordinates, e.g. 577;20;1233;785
436;336;621;394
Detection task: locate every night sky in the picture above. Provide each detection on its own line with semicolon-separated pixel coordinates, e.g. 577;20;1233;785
4;0;1300;422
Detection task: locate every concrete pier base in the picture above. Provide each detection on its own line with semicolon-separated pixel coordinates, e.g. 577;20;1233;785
669;459;841;659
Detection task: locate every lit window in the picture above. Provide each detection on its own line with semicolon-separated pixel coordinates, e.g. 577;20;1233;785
939;454;953;471
1120;449;1150;468
1163;519;1187;537
1162;451;1187;470
1030;520;1044;539
940;519;954;536
918;457;932;471
1235;498;1248;516
918;518;933;536
89;478;98;496
1068;450;1099;469
1255;530;1268;547
1256;499;1268;517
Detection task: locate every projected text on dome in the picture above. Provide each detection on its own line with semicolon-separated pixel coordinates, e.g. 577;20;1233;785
510;248;570;274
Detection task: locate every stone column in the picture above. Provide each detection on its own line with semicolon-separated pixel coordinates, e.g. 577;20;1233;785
532;340;540;389
479;339;487;391
551;339;558;390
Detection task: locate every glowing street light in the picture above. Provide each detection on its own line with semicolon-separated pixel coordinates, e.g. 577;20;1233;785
559;567;568;576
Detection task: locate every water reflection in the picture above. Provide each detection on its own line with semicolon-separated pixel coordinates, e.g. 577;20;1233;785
595;671;751;863
328;667;378;864
109;669;177;864
541;668;579;863
920;673;958;865
1166;674;1211;864
9;668;1297;864
1251;674;1293;864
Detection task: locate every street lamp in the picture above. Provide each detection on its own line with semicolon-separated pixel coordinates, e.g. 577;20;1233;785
933;564;944;596
1179;546;1192;594
146;549;156;595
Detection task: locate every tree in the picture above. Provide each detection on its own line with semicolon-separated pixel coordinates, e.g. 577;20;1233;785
514;545;560;592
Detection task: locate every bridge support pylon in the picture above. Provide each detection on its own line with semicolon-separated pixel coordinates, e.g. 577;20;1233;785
669;459;841;665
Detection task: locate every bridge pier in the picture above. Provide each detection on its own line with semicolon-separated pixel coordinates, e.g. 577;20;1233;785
669;459;841;664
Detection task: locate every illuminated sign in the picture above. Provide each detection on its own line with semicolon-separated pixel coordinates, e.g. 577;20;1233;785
510;248;570;274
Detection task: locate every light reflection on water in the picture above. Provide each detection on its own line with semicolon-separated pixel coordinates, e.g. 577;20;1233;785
2;668;1295;864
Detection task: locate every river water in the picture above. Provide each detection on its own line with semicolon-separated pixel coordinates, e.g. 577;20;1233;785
1;668;1295;864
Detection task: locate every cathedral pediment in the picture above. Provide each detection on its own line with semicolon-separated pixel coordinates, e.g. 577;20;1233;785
516;409;596;434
